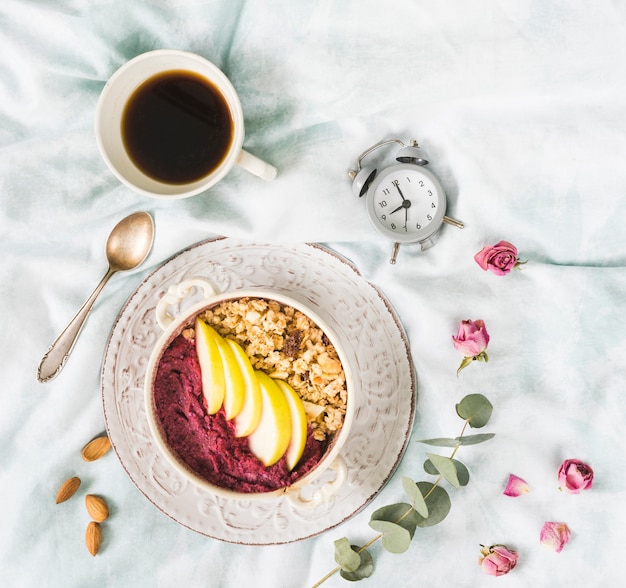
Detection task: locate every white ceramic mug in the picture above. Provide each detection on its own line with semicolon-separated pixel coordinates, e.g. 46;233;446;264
95;50;277;198
144;278;354;508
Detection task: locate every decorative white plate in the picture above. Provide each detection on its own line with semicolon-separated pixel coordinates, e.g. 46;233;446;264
101;238;416;544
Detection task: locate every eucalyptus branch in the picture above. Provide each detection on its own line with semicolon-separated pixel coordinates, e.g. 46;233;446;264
311;535;381;588
311;394;495;586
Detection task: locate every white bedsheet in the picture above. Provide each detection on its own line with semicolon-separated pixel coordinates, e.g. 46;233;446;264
2;1;625;586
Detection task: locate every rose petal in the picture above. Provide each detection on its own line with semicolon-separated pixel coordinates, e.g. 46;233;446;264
540;522;571;553
503;474;530;497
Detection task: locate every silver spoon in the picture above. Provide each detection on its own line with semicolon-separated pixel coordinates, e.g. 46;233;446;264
37;211;155;383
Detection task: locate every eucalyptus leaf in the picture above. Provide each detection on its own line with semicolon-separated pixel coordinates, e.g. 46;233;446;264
424;459;470;486
423;459;438;475
453;460;470;486
402;477;428;518
455;433;495;446
339;545;374;582
416;437;460;447
370;502;419;536
369;520;412;554
455;394;493;428
426;453;460;488
413;482;451;527
334;537;361;573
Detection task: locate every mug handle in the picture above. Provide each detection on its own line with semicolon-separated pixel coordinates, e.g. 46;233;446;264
285;455;347;510
156;278;218;330
237;149;277;182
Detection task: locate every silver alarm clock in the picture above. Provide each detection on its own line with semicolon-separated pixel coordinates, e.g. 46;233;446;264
349;138;463;263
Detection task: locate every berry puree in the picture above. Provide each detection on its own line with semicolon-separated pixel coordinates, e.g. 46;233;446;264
152;334;328;493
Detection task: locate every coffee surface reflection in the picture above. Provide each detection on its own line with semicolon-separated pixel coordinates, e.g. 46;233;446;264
122;70;234;184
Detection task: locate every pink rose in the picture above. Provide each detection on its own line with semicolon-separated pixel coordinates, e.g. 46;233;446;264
452;319;490;375
479;544;518;577
540;522;571;553
558;459;594;493
452;319;490;357
474;241;521;275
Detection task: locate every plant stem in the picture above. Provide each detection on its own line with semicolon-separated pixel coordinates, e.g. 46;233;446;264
311;419;471;587
310;534;383;588
310;565;341;588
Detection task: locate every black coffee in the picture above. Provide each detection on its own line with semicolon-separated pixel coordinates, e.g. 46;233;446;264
122;70;234;184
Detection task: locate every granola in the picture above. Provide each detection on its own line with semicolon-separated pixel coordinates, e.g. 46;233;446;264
198;297;347;441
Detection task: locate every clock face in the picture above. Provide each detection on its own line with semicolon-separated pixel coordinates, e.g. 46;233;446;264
366;164;447;243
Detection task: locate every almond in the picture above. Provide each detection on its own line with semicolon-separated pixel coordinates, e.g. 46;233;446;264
81;436;111;462
85;494;109;522
56;476;81;504
85;521;102;556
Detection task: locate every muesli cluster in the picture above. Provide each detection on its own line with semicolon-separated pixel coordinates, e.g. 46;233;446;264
198;297;347;441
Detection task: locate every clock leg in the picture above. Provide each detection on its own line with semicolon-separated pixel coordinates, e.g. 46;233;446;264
390;242;401;264
443;216;464;229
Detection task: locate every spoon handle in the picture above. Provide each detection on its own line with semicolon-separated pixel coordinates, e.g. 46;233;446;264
37;268;116;383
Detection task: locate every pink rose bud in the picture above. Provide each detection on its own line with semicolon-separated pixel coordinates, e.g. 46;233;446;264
503;474;530;497
452;319;490;375
540;522;571;553
558;459;594;494
474;241;521;276
452;319;490;357
479;544;519;577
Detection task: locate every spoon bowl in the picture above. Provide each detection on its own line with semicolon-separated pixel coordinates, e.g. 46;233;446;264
106;211;155;271
37;211;155;383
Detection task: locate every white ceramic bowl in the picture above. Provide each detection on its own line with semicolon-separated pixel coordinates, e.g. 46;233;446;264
144;278;354;507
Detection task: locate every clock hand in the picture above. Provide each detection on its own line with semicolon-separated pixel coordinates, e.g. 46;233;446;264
390;199;412;215
393;181;406;200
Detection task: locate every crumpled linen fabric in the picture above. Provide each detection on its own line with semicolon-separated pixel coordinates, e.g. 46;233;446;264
2;1;626;587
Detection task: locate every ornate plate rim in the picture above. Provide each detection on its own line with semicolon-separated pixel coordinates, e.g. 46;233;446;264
101;238;416;544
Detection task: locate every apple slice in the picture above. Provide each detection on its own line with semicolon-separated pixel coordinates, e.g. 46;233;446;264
248;371;292;467
214;335;245;420
274;379;308;471
195;318;225;414
226;338;263;437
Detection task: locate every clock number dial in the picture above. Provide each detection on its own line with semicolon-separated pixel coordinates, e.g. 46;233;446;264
367;165;446;244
